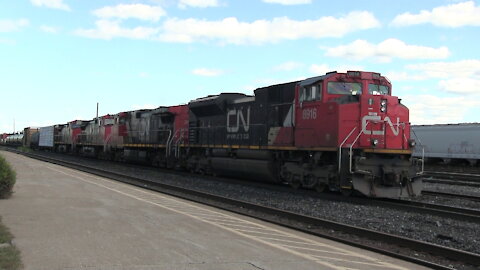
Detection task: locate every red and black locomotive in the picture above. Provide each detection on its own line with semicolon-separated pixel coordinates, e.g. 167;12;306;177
16;71;422;198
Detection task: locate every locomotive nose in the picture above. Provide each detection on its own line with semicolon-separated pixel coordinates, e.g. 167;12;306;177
359;95;409;150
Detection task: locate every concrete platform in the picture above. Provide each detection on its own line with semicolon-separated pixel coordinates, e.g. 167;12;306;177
0;151;430;270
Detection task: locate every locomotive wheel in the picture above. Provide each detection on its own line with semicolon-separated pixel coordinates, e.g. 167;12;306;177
290;181;301;189
315;183;326;193
289;175;301;189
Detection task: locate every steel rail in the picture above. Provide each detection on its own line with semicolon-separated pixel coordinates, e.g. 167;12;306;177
423;190;480;202
4;148;479;269
375;198;480;223
423;171;480;183
423;177;480;187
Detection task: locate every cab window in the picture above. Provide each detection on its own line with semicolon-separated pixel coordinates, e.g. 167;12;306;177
327;82;362;95
368;84;389;95
300;84;322;102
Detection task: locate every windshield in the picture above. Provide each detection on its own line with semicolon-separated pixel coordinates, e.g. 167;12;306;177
327;82;362;95
368;84;389;95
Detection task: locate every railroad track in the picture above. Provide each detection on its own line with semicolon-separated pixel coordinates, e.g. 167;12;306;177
3;148;480;269
423;171;480;187
423;190;480;202
378;198;480;223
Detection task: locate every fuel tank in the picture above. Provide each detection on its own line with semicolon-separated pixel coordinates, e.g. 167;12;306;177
210;157;279;183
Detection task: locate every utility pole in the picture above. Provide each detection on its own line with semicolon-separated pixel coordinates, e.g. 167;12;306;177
96;102;99;121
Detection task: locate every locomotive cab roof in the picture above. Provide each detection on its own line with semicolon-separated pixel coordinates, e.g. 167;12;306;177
189;93;250;116
299;71;392;100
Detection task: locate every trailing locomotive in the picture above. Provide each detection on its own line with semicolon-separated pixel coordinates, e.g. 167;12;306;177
8;71;422;198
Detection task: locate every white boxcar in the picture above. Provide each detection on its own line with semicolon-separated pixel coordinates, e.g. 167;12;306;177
411;123;480;163
39;126;55;148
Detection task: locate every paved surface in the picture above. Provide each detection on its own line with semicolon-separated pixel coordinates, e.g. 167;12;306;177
0;151;431;270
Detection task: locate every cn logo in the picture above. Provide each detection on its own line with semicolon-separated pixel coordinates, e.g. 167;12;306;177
227;107;250;133
362;115;400;136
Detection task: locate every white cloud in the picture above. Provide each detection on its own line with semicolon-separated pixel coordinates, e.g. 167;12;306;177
383;71;427;82
30;0;70;11
403;95;480;124
93;4;166;22
262;0;312;5
406;60;480;79
74;20;159;40
40;25;59;33
325;39;450;62
159;11;380;44
192;68;224;76
0;19;29;32
439;77;480;94
388;60;480;96
273;61;302;71
392;1;480;27
178;0;220;8
310;64;365;75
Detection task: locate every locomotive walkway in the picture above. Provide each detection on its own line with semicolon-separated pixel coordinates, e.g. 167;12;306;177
0;150;429;270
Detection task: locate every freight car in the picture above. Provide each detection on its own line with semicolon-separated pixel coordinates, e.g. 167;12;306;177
29;71;422;198
0;133;8;144
23;127;39;149
411;123;480;165
3;133;24;146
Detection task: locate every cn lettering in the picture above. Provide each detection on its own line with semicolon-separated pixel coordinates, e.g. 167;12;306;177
227;107;250;133
361;115;400;136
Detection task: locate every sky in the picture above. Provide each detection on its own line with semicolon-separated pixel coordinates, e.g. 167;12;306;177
1;0;480;133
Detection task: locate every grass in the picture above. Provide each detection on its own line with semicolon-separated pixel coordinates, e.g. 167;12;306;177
0;218;22;270
0;155;22;269
16;147;31;153
0;155;16;199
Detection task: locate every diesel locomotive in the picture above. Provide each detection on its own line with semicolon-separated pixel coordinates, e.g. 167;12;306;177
5;71;422;198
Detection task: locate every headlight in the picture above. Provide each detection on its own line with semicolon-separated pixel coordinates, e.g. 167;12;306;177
380;99;387;112
371;139;379;146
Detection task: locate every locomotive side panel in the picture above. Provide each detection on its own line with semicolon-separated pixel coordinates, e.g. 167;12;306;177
256;81;296;147
188;93;251;146
225;100;265;146
294;78;341;148
124;110;153;144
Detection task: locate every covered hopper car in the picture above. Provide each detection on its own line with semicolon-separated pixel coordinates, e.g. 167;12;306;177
412;123;480;165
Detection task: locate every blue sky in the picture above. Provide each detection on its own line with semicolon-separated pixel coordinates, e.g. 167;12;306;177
1;0;480;133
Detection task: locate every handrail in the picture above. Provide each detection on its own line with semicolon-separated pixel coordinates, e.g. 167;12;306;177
421;147;425;174
338;126;357;172
174;128;186;158
167;128;184;158
349;121;370;173
165;129;173;158
410;128;425;175
103;133;113;151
